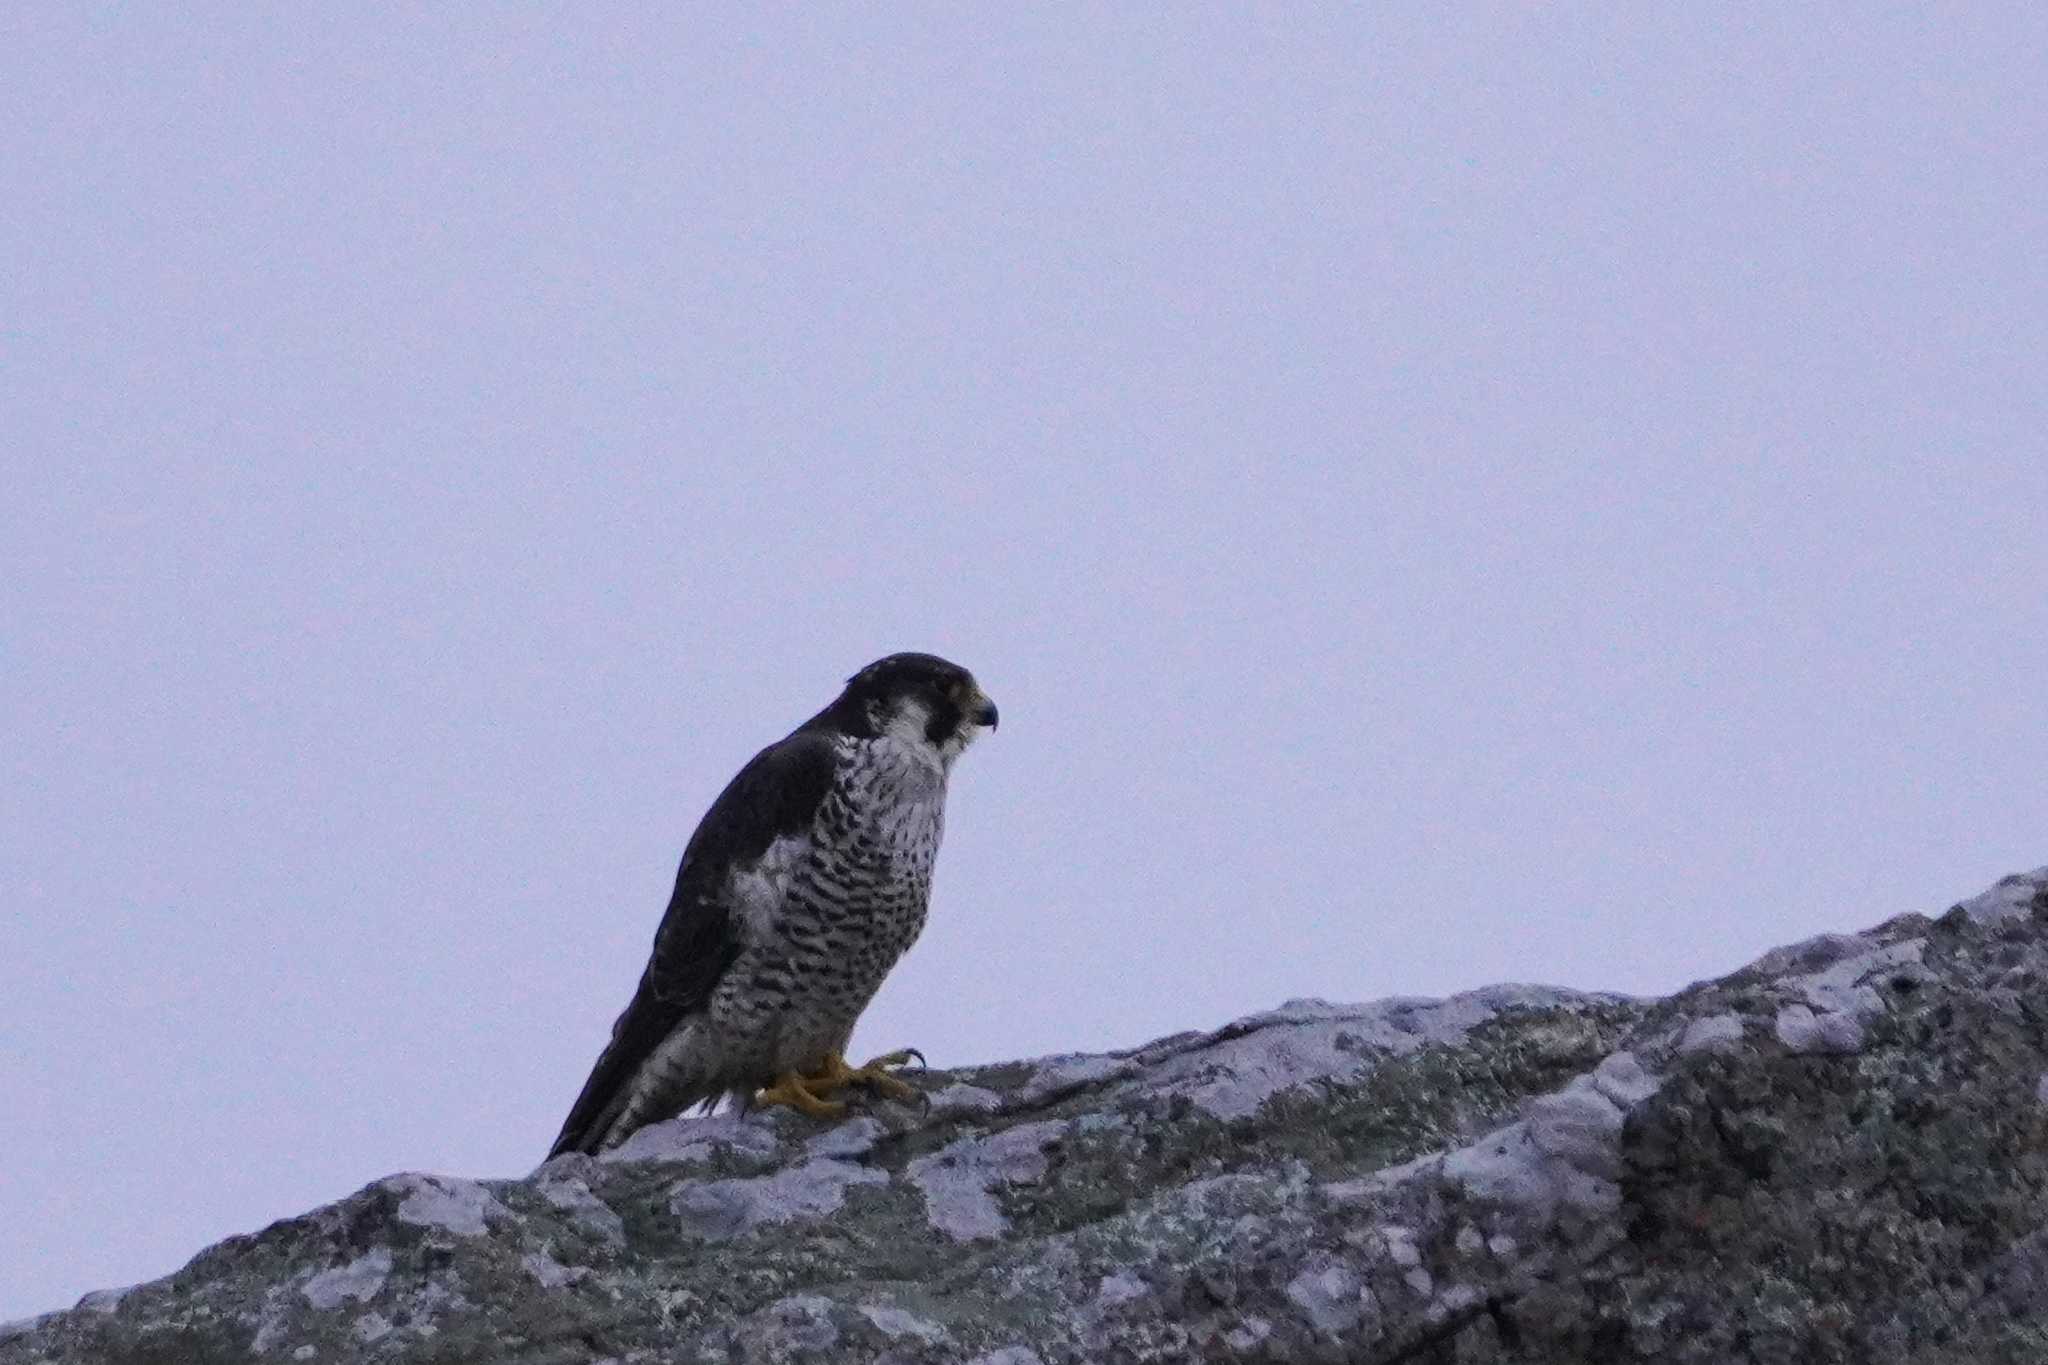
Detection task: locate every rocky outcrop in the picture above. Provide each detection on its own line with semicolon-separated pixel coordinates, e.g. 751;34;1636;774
7;868;2048;1364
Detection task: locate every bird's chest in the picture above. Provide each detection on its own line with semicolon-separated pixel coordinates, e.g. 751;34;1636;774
815;746;946;906
735;743;945;950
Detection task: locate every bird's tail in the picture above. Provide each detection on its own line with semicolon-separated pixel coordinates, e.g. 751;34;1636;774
546;1018;721;1159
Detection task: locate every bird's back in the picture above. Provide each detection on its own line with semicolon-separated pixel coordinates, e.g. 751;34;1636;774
545;731;839;1157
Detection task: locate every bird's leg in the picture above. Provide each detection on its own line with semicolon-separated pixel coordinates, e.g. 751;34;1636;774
753;1070;847;1120
803;1048;926;1103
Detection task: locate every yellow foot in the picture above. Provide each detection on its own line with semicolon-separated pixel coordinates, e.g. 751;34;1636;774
806;1049;928;1104
753;1071;846;1120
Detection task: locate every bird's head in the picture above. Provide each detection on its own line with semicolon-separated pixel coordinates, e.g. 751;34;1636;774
826;652;998;767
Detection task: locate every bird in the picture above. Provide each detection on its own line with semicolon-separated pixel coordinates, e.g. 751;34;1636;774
547;652;998;1157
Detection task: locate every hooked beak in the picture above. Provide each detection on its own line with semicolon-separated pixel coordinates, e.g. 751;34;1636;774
973;696;999;730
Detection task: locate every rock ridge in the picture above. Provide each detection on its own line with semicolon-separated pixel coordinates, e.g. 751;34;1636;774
6;866;2047;1363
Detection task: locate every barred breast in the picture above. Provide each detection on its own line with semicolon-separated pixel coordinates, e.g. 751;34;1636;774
711;735;947;1078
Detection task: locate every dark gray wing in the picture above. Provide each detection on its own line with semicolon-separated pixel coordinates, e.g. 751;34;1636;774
546;730;838;1157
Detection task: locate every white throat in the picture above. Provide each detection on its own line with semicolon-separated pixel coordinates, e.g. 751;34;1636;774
872;698;982;776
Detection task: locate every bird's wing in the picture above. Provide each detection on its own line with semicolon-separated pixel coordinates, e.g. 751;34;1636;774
546;730;838;1157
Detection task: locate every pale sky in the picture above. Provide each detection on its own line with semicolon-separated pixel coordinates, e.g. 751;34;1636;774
4;7;2045;1322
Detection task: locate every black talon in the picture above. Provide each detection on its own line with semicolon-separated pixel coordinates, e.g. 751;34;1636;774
902;1048;927;1070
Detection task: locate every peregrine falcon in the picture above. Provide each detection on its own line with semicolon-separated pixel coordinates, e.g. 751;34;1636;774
547;653;998;1157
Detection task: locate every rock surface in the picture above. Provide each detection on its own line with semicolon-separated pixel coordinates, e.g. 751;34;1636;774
7;867;2048;1364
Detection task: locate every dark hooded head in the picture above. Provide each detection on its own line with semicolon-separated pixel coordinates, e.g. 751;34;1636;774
809;652;998;765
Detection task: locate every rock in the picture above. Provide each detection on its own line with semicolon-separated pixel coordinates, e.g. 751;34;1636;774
6;865;2047;1364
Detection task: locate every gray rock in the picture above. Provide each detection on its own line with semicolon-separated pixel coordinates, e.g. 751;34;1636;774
8;864;2048;1364
670;1156;887;1241
299;1250;391;1310
1676;1011;1745;1056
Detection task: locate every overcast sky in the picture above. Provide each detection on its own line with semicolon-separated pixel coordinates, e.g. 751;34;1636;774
4;6;2045;1323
